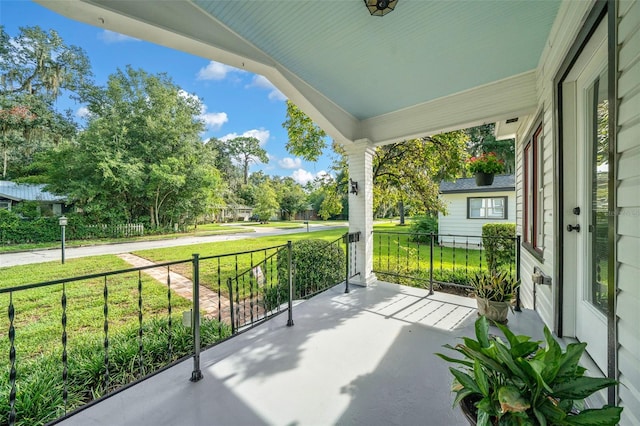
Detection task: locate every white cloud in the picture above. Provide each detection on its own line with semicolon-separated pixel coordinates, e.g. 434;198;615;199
221;129;270;146
291;169;329;185
178;91;228;131
196;61;243;81
278;157;302;169
75;106;90;118
201;112;228;130
98;30;140;44
247;75;287;101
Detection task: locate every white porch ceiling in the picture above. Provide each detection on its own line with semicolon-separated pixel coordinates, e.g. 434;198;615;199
37;0;561;145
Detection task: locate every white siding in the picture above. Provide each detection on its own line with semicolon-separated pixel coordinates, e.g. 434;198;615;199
617;0;640;422
438;191;516;244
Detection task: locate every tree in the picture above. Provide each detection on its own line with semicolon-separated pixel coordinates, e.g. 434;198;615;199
273;177;307;220
372;133;468;215
282;100;327;162
0;26;91;180
0;26;93;98
46;67;223;226
225;136;268;184
253;181;279;222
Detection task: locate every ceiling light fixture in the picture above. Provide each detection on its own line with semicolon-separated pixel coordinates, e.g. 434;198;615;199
364;0;398;16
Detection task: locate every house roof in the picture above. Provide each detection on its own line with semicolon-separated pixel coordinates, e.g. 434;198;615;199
0;181;66;203
36;0;562;146
439;174;515;194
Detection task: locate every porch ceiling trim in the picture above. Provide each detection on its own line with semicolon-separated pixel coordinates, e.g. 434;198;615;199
363;71;538;146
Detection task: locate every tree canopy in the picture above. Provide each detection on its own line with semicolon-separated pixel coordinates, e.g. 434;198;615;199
282;100;327;162
46;67;224;226
0;25;91;179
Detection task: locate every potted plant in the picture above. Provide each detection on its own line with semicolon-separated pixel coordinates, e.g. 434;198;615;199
469;270;518;324
468;152;505;186
437;316;623;425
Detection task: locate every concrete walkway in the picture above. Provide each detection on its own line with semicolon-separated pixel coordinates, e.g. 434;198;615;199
117;253;230;319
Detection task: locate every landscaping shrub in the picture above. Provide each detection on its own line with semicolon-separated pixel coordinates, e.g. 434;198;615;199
409;215;438;243
482;223;516;272
274;239;345;301
0;317;230;426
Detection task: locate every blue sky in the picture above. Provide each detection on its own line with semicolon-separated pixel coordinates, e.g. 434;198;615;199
1;0;333;184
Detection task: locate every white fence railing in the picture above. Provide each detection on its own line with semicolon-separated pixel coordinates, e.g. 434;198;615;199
85;223;144;238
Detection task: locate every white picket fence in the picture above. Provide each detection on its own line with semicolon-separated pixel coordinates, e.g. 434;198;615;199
86;223;144;238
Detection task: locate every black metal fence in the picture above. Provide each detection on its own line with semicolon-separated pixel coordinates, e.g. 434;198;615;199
372;231;520;299
1;234;361;426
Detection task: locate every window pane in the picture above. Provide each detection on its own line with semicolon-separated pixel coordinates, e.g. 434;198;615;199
590;70;609;315
487;198;504;218
469;198;482;218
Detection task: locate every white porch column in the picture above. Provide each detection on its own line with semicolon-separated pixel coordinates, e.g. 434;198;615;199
344;140;376;286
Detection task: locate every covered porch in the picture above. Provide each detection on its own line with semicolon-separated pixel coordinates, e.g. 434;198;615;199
58;281;544;426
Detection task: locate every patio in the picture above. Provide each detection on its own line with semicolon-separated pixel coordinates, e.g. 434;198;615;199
57;281;545;426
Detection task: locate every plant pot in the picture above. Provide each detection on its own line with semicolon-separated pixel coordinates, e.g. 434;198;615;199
459;395;478;425
476;298;510;324
475;172;494;186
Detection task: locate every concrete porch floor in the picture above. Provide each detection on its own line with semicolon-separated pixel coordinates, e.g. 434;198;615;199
57;281;545;426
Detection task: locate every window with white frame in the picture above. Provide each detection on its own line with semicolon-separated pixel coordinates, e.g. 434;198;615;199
467;196;507;219
0;201;11;211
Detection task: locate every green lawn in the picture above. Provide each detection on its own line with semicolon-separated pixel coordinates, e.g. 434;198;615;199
0;256;191;359
136;229;347;298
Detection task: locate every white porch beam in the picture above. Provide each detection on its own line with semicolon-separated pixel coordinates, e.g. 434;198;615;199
344;140;377;286
360;70;538;146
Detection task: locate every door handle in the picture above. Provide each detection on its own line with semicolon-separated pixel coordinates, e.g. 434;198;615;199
567;224;581;232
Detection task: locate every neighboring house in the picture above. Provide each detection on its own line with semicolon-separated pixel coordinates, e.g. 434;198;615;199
438;175;515;246
0;180;66;216
219;204;253;222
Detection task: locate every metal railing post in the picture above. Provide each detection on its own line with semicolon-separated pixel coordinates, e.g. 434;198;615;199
345;233;350;294
190;253;203;382
429;233;434;295
287;241;294;327
228;277;236;335
515;236;522;312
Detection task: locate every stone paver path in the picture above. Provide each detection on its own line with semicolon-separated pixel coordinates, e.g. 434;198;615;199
117;253;230;319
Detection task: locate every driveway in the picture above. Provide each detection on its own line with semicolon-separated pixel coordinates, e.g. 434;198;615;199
0;223;347;268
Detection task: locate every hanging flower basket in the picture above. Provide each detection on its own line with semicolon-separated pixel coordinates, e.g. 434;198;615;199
467;152;504;186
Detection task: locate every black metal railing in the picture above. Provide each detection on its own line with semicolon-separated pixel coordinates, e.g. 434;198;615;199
1;233;361;425
372;231;520;302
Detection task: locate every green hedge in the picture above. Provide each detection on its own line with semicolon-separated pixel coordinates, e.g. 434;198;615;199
272;239;345;301
0;210;152;244
482;223;516;272
409;215;438;243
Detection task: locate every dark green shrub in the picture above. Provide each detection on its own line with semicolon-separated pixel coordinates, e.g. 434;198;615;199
482;223;516;272
409;215;438;243
276;239;346;300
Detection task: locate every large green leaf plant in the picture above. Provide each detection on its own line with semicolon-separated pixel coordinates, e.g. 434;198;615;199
436;316;622;425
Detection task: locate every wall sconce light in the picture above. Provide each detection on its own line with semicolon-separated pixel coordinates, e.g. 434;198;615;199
364;0;398;16
350;179;359;196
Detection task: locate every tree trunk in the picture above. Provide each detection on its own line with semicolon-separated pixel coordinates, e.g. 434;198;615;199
3;149;7;178
399;200;405;225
